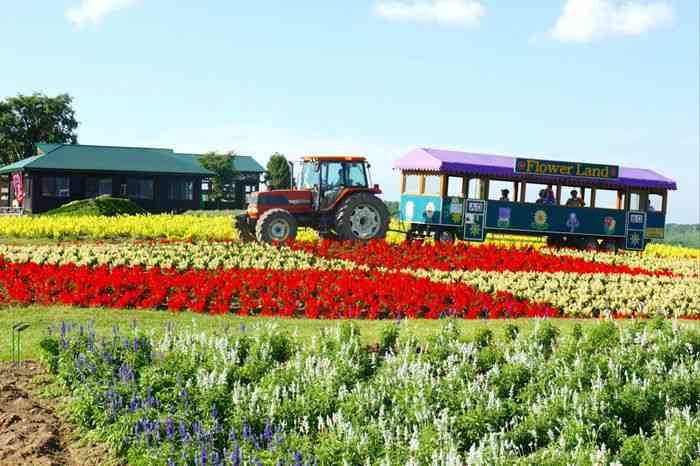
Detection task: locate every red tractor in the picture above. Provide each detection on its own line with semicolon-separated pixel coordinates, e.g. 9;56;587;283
234;155;390;243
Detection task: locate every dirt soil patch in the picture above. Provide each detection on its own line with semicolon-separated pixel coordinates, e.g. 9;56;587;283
0;361;115;466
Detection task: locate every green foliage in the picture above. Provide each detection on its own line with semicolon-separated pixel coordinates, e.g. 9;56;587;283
266;152;291;190
661;224;700;249
42;195;148;217
39;319;700;465
0;93;79;164
383;200;400;219
200;151;237;202
380;322;401;352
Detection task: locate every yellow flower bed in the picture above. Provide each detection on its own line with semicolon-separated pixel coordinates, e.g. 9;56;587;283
0;215;236;240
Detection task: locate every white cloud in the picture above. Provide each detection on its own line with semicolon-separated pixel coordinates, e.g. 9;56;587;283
551;0;674;43
373;0;484;27
66;0;139;26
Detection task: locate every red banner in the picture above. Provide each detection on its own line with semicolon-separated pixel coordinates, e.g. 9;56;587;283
11;172;24;203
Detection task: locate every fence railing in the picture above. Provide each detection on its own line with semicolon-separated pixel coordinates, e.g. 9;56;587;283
0;207;24;216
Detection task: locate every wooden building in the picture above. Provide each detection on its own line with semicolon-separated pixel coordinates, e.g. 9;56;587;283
0;143;264;214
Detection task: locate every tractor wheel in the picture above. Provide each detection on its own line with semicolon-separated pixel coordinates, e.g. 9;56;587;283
334;193;389;241
255;209;298;243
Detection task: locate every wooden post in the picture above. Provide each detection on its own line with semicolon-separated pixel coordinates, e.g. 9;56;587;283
513;181;519;202
462;177;469;198
616;190;622;209
419;175;426;194
590;188;597;208
439;175;447;197
662;192;667;213
481;179;489;200
400;173;406;194
556;185;562;205
520;182;527;202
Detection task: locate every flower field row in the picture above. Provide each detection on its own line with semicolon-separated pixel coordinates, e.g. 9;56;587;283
0;242;355;272
0;258;556;319
0;240;696;318
43;318;700;465
294;240;675;276
0;215;238;240
414;269;700;319
540;247;698;276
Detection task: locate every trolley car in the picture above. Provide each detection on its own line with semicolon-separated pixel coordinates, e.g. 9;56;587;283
394;148;677;251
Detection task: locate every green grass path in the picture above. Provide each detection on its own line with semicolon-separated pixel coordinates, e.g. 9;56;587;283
3;305;699;361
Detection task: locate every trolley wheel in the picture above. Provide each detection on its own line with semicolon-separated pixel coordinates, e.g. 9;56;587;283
580;238;599;252
600;238;618;253
434;229;456;243
546;235;564;248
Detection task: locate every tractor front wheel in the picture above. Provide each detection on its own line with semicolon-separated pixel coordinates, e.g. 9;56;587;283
255;209;298;243
334;193;389;241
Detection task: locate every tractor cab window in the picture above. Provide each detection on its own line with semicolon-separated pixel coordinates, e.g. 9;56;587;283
321;162;345;189
345;162;368;187
320;161;345;209
301;162;320;189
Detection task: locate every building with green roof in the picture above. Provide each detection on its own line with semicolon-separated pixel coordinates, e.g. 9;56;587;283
0;143;265;213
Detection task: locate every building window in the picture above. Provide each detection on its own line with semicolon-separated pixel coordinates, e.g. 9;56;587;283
86;177;112;198
127;178;154;200
42;176;70;197
169;180;194;201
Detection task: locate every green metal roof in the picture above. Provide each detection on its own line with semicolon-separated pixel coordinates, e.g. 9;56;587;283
174;153;266;173
0;143;215;176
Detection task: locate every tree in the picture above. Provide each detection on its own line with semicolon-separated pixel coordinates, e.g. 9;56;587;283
266;152;292;190
200;151;237;204
0;93;79;164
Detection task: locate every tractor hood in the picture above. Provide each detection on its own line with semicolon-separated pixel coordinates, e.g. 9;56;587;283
256;189;313;206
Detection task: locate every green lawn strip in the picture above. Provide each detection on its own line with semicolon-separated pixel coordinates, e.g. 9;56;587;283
3;305;698;361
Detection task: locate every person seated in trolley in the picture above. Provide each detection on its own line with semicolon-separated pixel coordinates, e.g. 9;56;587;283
544;185;556;204
565;190;585;207
499;189;510;201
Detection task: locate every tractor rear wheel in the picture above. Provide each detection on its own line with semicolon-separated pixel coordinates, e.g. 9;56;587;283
255;209;298;243
334;193;389;241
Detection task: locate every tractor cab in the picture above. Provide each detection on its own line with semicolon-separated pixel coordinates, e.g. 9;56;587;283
298;156;375;211
234;155;389;243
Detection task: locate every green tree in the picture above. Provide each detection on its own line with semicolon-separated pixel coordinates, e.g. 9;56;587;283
0;93;79;164
200;151;237;204
266;152;292;190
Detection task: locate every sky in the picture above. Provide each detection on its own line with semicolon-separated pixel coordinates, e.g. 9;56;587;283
1;0;698;223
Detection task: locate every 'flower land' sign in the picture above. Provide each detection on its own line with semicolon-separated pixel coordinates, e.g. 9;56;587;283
515;158;619;180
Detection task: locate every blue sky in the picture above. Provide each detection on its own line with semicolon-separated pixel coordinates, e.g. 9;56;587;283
1;0;698;222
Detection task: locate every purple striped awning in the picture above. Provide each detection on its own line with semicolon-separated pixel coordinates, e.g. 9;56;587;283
394;148;677;191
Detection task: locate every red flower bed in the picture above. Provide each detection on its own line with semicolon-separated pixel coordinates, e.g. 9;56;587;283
293;241;671;276
0;258;559;319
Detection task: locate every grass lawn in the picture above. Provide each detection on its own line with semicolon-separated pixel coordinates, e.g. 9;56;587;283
2;305;699;361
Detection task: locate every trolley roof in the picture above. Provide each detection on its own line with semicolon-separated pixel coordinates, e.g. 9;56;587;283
394;148;677;191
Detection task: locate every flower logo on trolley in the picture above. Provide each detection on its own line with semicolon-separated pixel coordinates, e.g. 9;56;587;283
603;216;616;235
423;202;436;221
531;210;549;230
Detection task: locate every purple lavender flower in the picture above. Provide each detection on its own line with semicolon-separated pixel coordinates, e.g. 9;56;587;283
179;421;190;442
200;447;207;466
263;421;273;445
166;417;175;440
231;443;240;466
167;459;176;466
242;419;251;440
294;451;303;466
60;321;66;338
